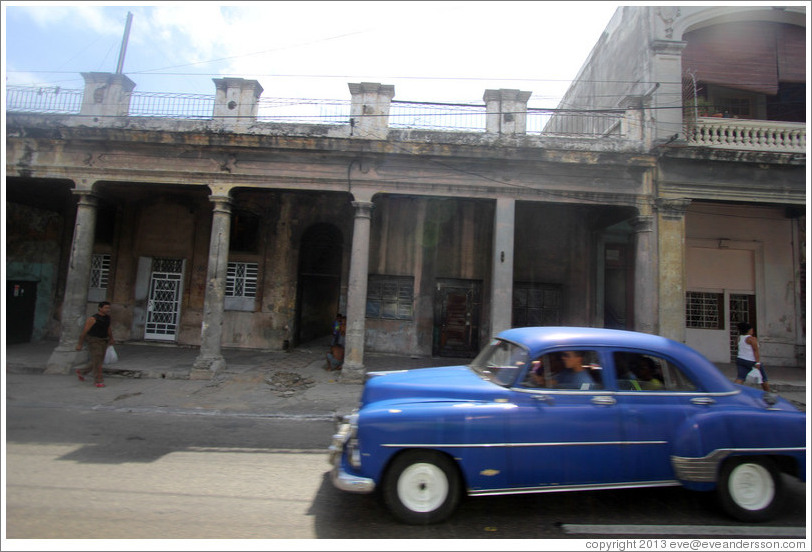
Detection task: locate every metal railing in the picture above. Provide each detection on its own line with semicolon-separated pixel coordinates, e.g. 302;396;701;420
128;91;214;119
5;85;83;114
390;101;486;132
256;97;349;125
5;84;626;137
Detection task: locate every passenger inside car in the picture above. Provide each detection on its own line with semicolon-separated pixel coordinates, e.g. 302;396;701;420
633;356;664;390
554;350;596;389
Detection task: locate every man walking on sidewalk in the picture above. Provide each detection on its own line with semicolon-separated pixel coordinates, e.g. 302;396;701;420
75;301;115;388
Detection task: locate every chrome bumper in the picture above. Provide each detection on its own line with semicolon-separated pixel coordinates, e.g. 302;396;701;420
330;463;375;493
328;416;375;494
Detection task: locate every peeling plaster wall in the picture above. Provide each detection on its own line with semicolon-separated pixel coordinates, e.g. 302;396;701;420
5;202;63;340
685;203;802;365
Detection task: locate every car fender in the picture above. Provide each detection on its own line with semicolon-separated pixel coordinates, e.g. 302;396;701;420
355;399;514;491
671;408;806;490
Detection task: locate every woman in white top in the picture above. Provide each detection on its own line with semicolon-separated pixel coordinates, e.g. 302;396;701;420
734;322;770;392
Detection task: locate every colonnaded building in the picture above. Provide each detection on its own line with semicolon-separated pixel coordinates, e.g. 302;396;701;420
5;5;806;382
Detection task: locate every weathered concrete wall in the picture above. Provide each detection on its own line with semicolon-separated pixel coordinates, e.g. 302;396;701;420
365;196;496;355
5;202;64;340
685;204;803;365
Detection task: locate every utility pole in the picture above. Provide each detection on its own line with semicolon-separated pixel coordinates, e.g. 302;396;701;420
115;11;133;74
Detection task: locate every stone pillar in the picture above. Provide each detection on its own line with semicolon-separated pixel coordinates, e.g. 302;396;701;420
655;198;691;342
80;72;136;119
213;78;264;131
46;191;99;374
191;193;233;378
340;200;374;383
348;82;395;139
484;89;532;135
490;198;515;336
632;213;657;334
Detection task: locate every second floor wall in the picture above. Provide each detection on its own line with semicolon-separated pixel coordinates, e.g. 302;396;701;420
545;5;806;151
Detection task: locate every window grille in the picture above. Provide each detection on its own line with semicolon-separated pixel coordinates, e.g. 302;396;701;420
226;262;258;298
90;254;111;289
366;275;414;320
685;291;723;329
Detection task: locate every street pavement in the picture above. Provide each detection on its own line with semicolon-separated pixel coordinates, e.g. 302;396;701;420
3;338;808;419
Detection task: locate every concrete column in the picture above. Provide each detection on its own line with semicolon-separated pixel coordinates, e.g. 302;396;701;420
213;78;264;131
484;89;533;135
80;72;136;119
340;200;374;384
651;39;687;142
348;82;395;139
46;191;99;374
490;198;515;336
191;193;233;378
655;198;691;342
632;214;657;334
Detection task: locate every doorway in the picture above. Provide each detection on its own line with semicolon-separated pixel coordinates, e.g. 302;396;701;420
433;278;482;357
296;223;343;345
6;280;37;344
144;258;185;342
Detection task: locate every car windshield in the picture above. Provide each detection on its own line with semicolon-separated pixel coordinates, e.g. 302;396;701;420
470;338;529;387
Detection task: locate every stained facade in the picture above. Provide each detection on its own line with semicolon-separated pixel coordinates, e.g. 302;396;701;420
5;6;806;381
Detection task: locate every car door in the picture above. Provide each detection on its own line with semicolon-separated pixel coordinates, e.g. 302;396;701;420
610;350;710;483
506;348;627;489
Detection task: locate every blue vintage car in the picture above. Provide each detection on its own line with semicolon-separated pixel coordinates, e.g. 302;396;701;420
328;327;806;524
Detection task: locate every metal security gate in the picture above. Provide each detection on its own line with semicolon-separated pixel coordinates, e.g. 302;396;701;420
144;258;185;342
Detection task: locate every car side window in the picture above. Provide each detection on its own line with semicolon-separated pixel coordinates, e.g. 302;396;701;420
613;352;696;392
521;350;603;391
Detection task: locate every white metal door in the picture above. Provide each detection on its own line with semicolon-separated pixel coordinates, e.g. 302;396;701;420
144;258;185;342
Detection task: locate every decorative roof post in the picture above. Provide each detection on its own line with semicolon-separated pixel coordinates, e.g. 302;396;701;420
80;72;136;120
348;82;395;139
213;78;264;131
484;89;532;135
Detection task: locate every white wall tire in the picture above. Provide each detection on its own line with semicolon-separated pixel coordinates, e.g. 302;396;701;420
383;450;462;524
718;457;784;522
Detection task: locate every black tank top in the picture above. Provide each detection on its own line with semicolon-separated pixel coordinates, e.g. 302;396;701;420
88;314;111;338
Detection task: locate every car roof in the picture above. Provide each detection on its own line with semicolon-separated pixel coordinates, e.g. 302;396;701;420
496;326;735;391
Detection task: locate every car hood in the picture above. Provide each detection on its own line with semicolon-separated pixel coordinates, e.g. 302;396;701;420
360;365;504;407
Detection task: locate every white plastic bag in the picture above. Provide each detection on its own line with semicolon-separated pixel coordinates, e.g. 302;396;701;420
104;346;119;365
745;366;762;384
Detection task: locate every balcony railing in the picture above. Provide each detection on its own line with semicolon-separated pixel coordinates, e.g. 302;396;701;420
687;117;806;153
5;84;618;137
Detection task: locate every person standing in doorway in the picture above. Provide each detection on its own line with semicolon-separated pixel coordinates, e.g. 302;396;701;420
734;321;771;392
76;301;115;388
326;315;346;371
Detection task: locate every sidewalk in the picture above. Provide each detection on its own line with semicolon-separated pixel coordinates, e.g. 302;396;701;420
3;339;474;420
3;340;808;418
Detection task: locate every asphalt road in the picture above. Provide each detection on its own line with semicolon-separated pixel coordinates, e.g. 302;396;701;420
5;405;808;542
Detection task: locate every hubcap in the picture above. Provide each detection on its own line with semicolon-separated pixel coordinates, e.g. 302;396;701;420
729;463;774;511
397;462;449;513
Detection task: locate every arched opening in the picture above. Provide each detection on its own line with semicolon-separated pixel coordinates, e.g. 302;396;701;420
295;223;343;346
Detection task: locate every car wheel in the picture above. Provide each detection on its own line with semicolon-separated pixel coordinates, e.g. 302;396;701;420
717;457;784;522
382;450;462;524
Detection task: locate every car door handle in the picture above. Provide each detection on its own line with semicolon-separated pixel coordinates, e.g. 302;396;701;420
591;396;616;406
691;397;716;406
532;394;555;405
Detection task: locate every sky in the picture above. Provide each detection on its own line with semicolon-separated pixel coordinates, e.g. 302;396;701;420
2;1;623;109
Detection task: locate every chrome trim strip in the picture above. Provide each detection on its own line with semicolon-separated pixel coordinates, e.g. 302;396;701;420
469;480;680;497
672;447;807;482
381;440;667;448
512;388;739;398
